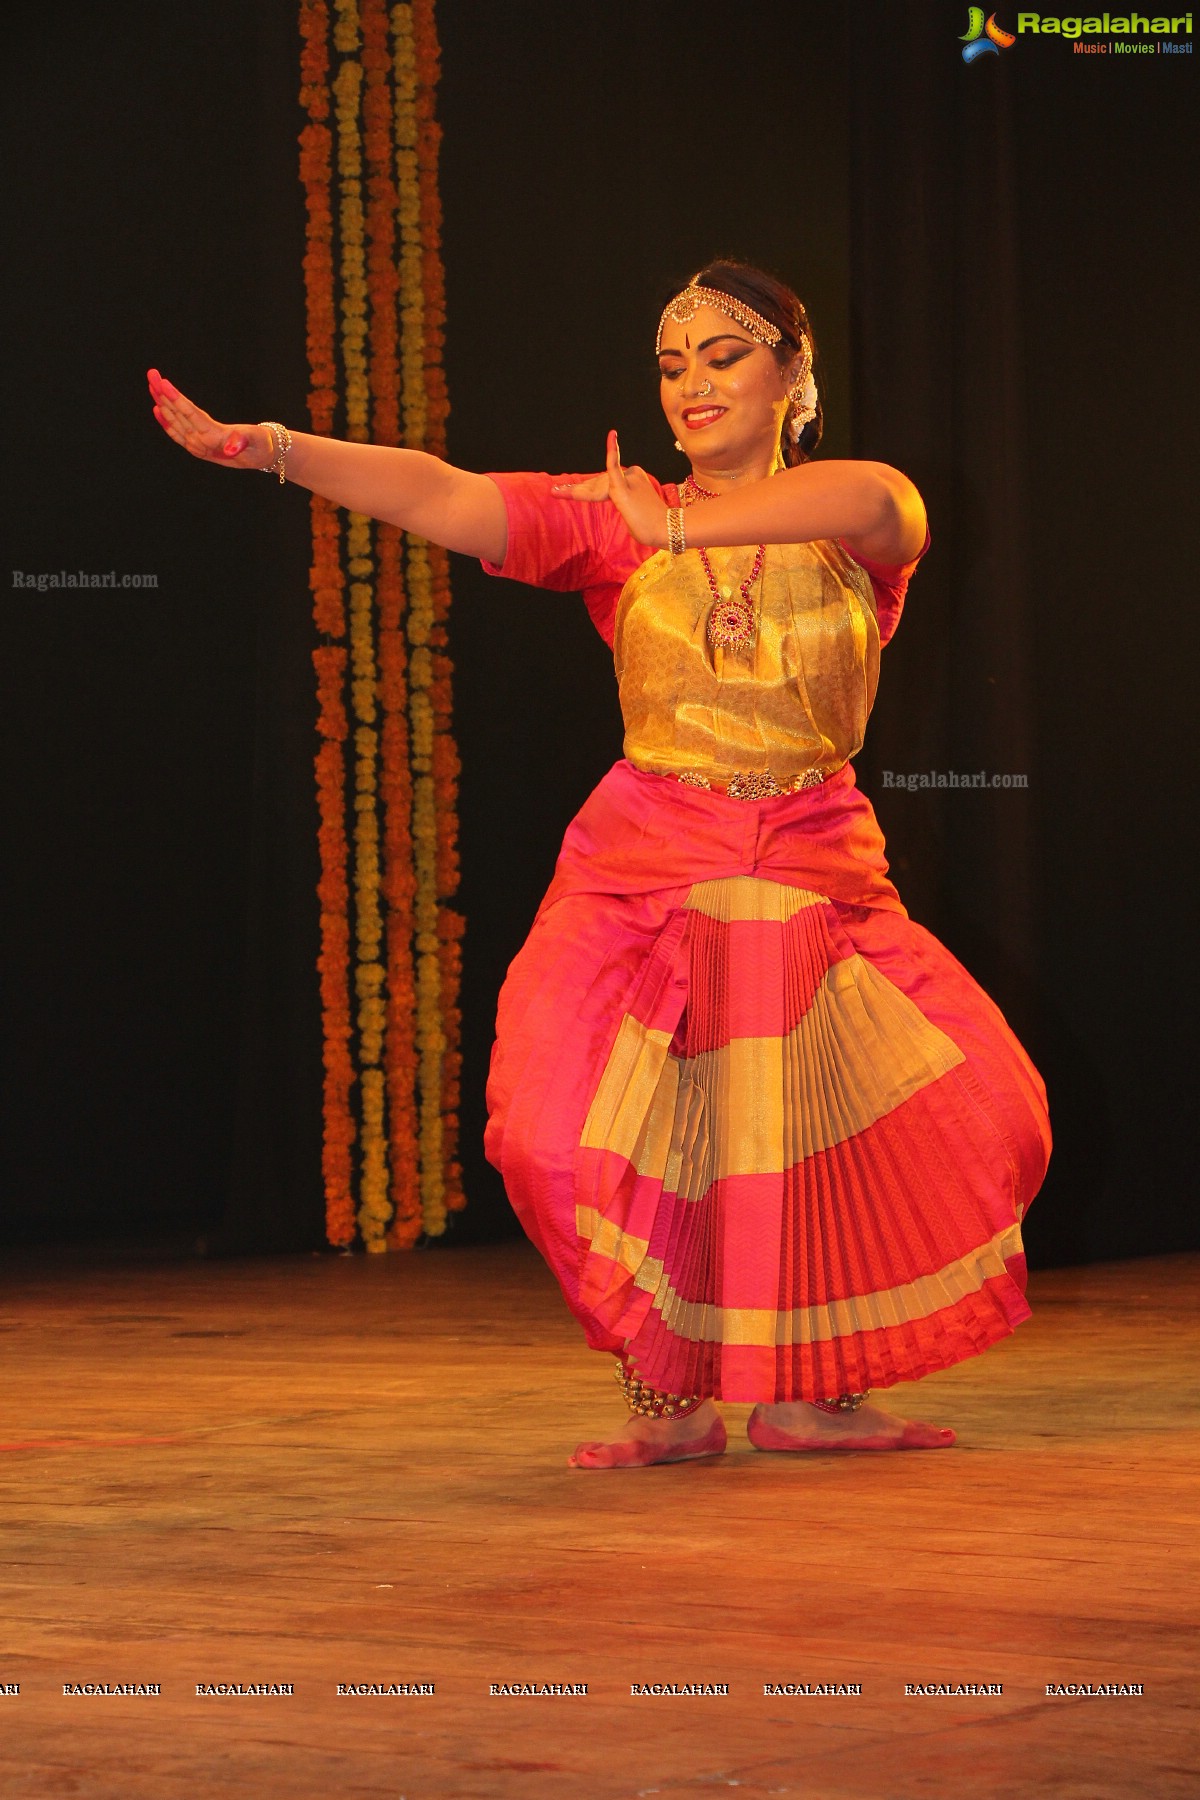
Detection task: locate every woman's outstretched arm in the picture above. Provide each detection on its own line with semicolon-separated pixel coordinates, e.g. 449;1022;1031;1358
147;370;508;563
558;430;927;565
676;458;926;563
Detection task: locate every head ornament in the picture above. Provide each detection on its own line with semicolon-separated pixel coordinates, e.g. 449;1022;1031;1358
655;283;783;355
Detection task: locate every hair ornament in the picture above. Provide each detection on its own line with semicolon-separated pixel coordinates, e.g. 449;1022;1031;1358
656;282;783;355
786;337;817;441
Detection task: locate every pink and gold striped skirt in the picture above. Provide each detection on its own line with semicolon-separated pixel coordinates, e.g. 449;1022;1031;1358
485;760;1050;1403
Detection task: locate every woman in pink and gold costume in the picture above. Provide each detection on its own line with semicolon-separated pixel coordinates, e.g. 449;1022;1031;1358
149;258;1050;1471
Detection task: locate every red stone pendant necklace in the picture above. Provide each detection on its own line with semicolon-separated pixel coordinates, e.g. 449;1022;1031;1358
681;474;766;653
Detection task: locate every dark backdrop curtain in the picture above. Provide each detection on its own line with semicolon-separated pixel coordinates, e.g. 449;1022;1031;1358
845;7;1195;1263
3;2;321;1256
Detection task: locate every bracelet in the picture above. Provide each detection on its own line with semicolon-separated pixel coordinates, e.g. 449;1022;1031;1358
257;420;293;485
666;506;687;557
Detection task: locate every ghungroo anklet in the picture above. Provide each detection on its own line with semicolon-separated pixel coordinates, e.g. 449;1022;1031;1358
614;1358;703;1421
811;1391;869;1414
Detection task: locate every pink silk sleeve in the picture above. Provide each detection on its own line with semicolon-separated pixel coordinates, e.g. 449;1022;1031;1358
837;523;932;646
480;470;670;648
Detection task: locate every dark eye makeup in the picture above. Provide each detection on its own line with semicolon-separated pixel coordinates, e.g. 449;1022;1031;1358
657;346;752;380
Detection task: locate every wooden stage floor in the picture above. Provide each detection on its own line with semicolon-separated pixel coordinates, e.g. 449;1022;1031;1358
2;1241;1196;1799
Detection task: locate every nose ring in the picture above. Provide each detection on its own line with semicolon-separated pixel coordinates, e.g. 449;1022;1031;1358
698;381;713;396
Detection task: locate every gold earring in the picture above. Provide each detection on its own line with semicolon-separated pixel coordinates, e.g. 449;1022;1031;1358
674;437;684;452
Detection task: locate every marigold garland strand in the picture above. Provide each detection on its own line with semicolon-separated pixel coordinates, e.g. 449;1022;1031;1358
298;0;462;1249
300;0;355;1247
397;0;465;1226
362;0;421;1247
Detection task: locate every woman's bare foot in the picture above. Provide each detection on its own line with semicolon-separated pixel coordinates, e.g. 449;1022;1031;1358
568;1400;727;1470
747;1398;955;1452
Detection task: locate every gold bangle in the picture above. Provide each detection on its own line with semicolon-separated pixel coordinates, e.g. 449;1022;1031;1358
257;420;292;485
666;506;687;557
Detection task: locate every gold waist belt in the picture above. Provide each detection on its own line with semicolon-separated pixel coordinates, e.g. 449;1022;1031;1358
675;766;837;800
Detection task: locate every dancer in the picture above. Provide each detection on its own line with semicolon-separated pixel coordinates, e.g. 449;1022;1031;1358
149;259;1050;1471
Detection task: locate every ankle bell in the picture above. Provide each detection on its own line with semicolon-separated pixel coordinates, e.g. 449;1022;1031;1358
614;1358;704;1421
810;1391;869;1414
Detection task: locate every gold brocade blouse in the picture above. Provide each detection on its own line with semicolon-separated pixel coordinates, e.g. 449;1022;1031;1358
613;537;880;788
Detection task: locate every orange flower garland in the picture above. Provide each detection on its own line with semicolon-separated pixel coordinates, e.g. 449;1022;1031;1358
298;0;463;1249
301;0;355;1247
414;0;466;1216
362;0;421;1248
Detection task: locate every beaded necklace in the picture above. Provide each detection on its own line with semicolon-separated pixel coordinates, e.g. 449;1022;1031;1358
680;473;766;652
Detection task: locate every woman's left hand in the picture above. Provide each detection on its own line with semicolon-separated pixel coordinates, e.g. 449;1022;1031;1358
552;430;669;549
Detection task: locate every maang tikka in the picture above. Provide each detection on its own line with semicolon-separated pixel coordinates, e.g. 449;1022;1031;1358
656;283;783;354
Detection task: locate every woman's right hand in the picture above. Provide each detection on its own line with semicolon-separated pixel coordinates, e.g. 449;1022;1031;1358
147;369;273;471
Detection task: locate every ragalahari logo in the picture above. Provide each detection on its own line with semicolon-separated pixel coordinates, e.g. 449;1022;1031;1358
961;7;1017;59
